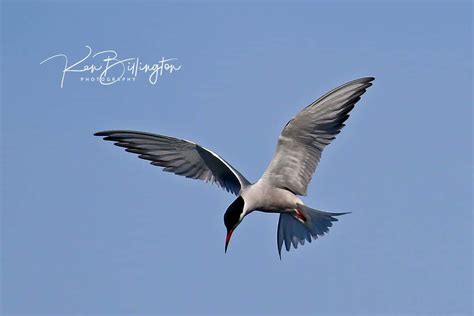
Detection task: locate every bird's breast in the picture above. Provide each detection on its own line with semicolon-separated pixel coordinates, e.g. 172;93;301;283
242;181;302;213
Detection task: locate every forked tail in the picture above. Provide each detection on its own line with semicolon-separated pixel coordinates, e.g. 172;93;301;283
277;204;349;258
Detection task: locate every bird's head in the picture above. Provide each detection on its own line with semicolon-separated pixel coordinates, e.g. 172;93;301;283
224;196;246;253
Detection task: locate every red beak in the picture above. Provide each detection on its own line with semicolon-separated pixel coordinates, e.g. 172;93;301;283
225;229;234;253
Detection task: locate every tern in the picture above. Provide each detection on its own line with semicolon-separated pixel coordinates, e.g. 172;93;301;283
95;77;374;257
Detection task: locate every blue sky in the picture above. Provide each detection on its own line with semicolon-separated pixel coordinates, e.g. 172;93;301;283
1;1;472;315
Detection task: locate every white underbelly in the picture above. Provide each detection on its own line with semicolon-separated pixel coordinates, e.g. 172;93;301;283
241;181;303;213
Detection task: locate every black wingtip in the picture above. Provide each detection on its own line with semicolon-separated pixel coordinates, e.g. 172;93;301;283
94;130;121;137
353;77;375;86
361;76;375;82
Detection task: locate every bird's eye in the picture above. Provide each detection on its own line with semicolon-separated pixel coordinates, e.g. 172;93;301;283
224;196;244;228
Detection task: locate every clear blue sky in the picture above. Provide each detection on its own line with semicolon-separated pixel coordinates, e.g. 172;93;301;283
1;1;472;315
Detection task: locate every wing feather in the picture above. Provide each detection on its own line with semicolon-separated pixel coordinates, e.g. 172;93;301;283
261;77;374;196
95;130;250;195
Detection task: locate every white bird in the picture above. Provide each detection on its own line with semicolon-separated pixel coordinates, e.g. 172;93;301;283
95;77;374;257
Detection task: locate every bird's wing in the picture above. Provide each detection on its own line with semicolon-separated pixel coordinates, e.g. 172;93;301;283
95;130;250;195
261;77;374;196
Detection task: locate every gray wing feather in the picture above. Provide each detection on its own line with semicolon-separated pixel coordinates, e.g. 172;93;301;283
262;77;374;196
95;130;250;195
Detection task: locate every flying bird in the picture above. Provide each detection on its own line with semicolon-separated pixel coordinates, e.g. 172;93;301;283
95;77;374;257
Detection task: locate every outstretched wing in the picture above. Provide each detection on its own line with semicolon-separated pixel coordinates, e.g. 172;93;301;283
95;130;250;195
261;77;374;196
